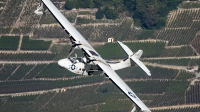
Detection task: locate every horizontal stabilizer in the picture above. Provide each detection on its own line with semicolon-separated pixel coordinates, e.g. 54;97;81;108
117;41;151;76
117;41;133;56
131;57;151;76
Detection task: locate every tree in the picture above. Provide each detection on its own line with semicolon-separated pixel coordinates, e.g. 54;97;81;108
124;0;136;12
89;0;95;8
140;5;159;29
96;8;104;19
93;0;103;8
65;0;75;10
104;7;118;19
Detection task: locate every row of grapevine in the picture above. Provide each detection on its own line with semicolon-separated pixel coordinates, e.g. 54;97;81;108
10;0;41;34
24;64;47;79
0;64;19;81
76;17;122;25
76;19;135;42
155;24;199;46
36;63;78;78
97;98;132;112
0;52;57;61
150;91;185;107
167;9;200;28
8;64;35;81
0;75;104;94
0;80;56;94
0;92;56;112
117;66;179;80
127;80;171;94
33;26;69;38
21;36;52;50
0;28;11;34
191;34;200;54
160;46;196;57
0;0;26;27
186;81;200;104
40;11;77;24
0;36;20;50
176;71;196;80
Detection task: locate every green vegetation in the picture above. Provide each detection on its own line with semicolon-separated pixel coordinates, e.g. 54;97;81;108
36;63;78;78
167;81;190;92
96;8;104;19
179;2;200;8
65;0;184;29
176;71;196;80
40;12;77;24
186;81;200;104
0;64;19;81
0;36;20;50
0;80;56;94
127;80;171;94
98;97;132;112
160;46;196;57
117;66;179;80
50;44;66;53
155;9;200;45
33;26;69;38
151;91;185;106
55;75;104;88
0;0;26;27
8;64;35;80
0;52;57;61
21;36;51;50
24;64;47;79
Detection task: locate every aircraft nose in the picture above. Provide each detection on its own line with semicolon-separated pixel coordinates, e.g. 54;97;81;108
58;59;71;69
58;60;64;68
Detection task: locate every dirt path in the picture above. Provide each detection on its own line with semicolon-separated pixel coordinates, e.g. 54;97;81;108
144;62;187;70
143;56;200;60
150;104;200;110
17;34;23;51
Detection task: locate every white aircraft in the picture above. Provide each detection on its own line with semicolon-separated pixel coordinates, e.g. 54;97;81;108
35;0;151;112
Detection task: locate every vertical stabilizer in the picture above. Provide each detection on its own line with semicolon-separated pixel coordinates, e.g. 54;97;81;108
133;50;143;59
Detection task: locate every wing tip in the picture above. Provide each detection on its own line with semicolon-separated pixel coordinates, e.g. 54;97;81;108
147;72;151;76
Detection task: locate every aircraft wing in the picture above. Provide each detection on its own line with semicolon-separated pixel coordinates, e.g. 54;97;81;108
40;0;150;111
95;61;151;112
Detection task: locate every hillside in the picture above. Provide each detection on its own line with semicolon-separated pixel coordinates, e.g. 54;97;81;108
0;0;200;112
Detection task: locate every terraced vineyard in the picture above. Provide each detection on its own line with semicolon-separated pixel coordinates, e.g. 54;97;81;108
0;0;200;112
154;8;200;46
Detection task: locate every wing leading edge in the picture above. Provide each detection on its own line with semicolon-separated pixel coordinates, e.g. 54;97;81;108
95;61;151;112
41;0;94;50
